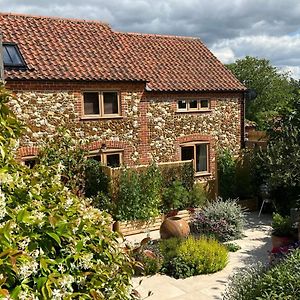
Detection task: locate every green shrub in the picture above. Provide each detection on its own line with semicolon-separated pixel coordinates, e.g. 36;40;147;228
84;159;109;197
162;180;190;212
0;164;136;299
224;243;241;252
160;237;228;279
0;85;135;299
38;128;87;196
188;183;207;208
160;161;194;191
271;213;294;236
191;199;246;241
218;150;237;199
159;237;181;262
116;164;161;221
223;249;300;299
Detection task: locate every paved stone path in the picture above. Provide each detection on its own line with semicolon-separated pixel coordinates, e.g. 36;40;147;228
128;212;272;300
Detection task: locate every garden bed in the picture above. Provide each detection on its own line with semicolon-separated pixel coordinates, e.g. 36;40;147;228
116;209;197;236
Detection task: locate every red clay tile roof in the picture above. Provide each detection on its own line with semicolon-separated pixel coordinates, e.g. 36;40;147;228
0;13;246;92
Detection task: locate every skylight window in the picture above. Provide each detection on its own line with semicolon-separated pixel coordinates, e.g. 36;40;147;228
2;44;26;68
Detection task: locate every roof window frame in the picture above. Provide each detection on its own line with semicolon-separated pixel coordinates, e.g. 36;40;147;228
2;42;27;69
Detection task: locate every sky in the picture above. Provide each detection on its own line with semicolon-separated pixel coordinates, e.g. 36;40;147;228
1;0;300;79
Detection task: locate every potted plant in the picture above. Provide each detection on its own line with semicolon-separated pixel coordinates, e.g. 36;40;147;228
271;213;294;248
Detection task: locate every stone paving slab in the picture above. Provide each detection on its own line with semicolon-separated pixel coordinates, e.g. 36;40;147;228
129;212;272;300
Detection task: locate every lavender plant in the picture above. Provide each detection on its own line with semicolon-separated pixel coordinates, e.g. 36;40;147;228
191;198;246;241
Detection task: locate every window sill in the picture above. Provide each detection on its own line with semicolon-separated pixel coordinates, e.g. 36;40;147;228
80;115;124;120
194;172;212;177
176;109;212;114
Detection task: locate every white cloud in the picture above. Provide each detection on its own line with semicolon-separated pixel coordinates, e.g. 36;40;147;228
211;34;300;79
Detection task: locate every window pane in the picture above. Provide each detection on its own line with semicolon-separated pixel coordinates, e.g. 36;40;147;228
196;144;208;172
178;100;187;109
181;146;194;161
103;92;119;115
200;99;209;108
3;47;12;65
88;155;101;162
84;92;99;115
189;100;198;109
6;45;23;65
106;153;121;167
24;158;38;169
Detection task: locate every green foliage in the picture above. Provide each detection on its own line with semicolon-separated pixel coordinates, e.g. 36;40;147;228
84;159;109;197
116;164;162;221
114;162;199;220
160;161;194;191
218;150;237;199
218;150;255;200
38;129;87;196
0;86;136;299
224;243;241;252
254;97;300;213
227;56;294;128
271;213;293;237
188;183;207;208
223;249;300;300
0;85;23;161
162;180;190;212
192;199;246;241
160;237;228;279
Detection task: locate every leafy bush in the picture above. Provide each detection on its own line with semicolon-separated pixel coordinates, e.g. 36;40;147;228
218;150;237;199
271;213;294;237
188;183;207;208
160;161;194;191
223;249;300;300
160;237;228;279
162;180;190;212
191;199;246;241
224;243;241;252
0;85;135;299
84;159;109;197
116;165;161;221
218;150;255;200
38;128;87;196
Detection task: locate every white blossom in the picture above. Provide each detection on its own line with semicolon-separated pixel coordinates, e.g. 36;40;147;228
18;260;38;279
0;188;7;220
78;253;93;270
18;237;30;250
52;289;64;300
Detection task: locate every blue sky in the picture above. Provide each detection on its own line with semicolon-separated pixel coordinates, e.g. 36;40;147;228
1;0;300;78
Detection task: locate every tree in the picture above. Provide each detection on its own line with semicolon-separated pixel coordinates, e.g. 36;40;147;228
227;56;294;128
255;96;300;214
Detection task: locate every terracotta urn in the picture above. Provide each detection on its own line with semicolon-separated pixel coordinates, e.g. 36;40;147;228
160;216;190;239
271;234;292;249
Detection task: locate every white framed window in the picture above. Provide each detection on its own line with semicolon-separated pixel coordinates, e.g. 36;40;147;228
177;99;210;111
83;91;120;117
180;142;209;174
87;149;123;168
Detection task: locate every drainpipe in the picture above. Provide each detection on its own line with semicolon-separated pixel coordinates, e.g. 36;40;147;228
0;32;4;83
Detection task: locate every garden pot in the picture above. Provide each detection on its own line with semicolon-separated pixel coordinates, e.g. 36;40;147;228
271;234;292;249
112;221;121;233
160;216;190;239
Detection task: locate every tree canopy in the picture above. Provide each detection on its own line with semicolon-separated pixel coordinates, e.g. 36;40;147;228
227;56;295;128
